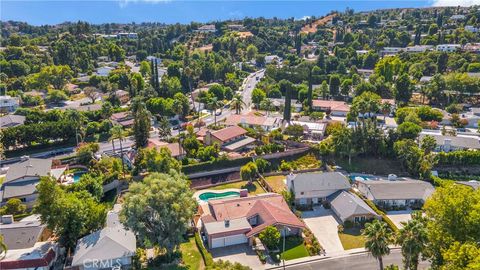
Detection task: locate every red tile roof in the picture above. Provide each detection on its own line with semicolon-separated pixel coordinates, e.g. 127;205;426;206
312;100;350;112
205;194;305;237
210;126;247;142
147;139;185;157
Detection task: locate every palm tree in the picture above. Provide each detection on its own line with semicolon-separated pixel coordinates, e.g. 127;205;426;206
65;109;85;145
109;125;126;177
362;219;392;270
208;97;224;127
230;94;246;114
260;98;274;116
396;213;428;270
381;102;392;122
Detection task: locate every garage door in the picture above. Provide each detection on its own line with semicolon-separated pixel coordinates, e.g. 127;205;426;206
211;234;248;248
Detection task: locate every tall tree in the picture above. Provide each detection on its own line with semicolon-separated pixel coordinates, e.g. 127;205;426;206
109;125;126;176
307;68;313;110
208;97;224;127
133;100;151;148
120;172;197;254
396;213;428;270
282;80;292;122
231;94;246;114
363;220;392;270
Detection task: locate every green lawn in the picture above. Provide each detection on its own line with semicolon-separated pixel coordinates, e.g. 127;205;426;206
335;157;406;176
210;180;265;195
338;227;366;250
271;237;309;262
163;237;204;270
264;175;286;192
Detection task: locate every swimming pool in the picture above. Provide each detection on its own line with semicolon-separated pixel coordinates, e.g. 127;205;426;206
349;174;377;182
73;171;87;183
198;191;240;202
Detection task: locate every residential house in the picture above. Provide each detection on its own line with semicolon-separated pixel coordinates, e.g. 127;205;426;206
0;115;26;129
70;204;136;270
450;14;466;21
464;43;480;53
0;215;59;270
227;24;244;31
269;98;303;112
95;66;114;77
224;114;281;131
115;90;130;104
0;96;20;113
328;191;380;224
455;180;480;190
287;172;351;205
204;126;255;152
355;179;435;209
418;133;480;152
311;100;350;116
265;55;283;65
290;121;326;140
194;24;216;33
436;44;461;53
199;193;305;248
146;55;161;65
110;112;134;128
380;47;404;56
357;69;374;78
0;158;66;206
405;45;434;53
465;25;479;33
148;138;186;159
117;32;138;39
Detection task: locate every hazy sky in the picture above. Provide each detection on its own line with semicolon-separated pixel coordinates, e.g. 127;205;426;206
1;0;478;25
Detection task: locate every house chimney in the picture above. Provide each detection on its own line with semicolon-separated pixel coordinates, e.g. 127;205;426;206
286;172;295;190
444;138;451;152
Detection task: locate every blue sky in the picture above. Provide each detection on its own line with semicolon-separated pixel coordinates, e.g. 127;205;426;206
1;0;477;25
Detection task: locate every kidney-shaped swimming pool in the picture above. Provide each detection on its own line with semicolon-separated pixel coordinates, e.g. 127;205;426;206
198;191;240;202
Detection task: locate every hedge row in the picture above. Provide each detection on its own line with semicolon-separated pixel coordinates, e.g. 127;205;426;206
182;156;252;175
437;150;480;166
194;232;213;266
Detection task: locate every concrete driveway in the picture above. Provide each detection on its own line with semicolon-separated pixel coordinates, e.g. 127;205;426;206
302;206;344;254
387;210;413;229
210;244;263;269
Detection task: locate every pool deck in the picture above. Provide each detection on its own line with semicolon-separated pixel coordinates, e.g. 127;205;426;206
193;188;242;204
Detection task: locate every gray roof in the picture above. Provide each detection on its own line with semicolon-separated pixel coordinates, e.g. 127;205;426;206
329;191;378;222
363;180;434;201
71;227;136;266
291;172;350;192
0;218;45;250
2;180;39;200
0;115;25;128
5;158;52;183
456;181;480;190
204;217;251;235
419;134;480;150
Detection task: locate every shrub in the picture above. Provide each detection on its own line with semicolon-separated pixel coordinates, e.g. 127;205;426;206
259;226;281;250
195;232;213;266
337;224;344;233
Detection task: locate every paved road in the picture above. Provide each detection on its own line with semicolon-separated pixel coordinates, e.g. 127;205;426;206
242;69;265;113
199;69;265;126
283;249;430;270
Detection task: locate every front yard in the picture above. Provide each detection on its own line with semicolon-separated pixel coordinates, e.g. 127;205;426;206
164;237;204;270
264;175;286;192
210;180;265;195
338;227;366;250
270;236;309;262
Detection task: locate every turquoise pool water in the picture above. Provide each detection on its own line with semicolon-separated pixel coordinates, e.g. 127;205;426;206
199;191;240;201
349;174;377;182
73;171;87;183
